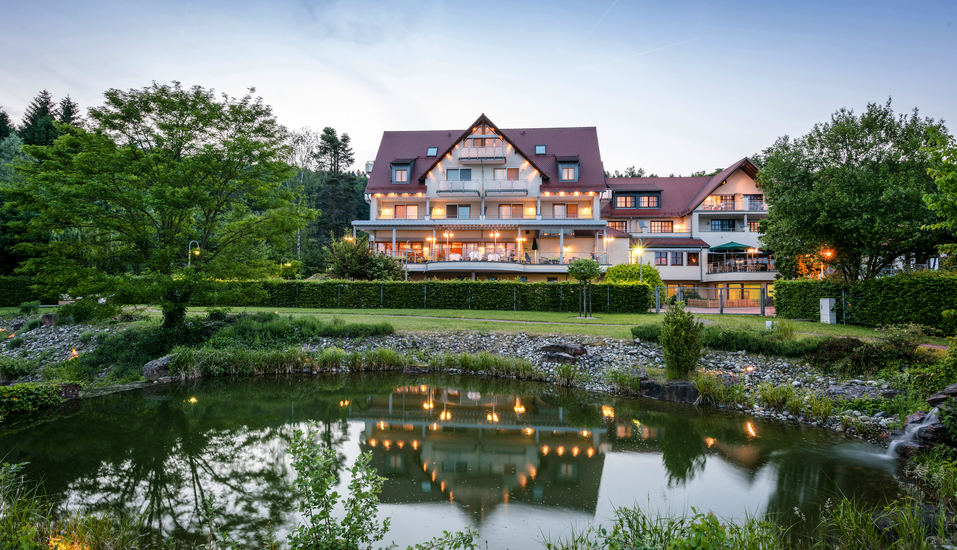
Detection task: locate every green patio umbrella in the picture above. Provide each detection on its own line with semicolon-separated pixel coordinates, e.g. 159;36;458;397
708;241;749;252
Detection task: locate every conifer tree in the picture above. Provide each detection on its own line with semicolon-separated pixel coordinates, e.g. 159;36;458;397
57;95;81;126
19;90;59;146
0;108;14;140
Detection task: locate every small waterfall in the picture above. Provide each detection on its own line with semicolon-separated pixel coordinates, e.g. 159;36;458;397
886;408;939;457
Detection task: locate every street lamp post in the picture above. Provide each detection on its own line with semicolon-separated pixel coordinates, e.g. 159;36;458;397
602;233;615;264
632;241;645;282
821;249;833;278
426;236;435;262
489;231;500;259
188;240;200;266
516;235;526;262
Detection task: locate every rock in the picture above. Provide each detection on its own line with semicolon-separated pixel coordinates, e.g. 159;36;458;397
880;389;901;400
905;411;929;426
927;384;957;407
41;314;57;327
58;383;81;400
403;365;429;374
639;380;699;404
541;352;576;364
143;355;174;382
538;344;586;356
917;421;953;445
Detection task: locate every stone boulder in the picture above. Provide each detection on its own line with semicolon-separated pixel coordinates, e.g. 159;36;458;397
143;355;174;382
58;383;81;400
404;365;429;374
41;314;57;327
917;421;954;446
542;352;577;364
639;380;700;405
538;343;587;356
927;383;957;408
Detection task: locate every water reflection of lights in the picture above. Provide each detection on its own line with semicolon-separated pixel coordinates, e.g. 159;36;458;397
587;447;595;458
439;410;451;420
513;398;525;414
369;439;377;447
188;397;198;404
524;428;534;435
486;412;499;422
704;437;716;448
557;446;565;456
383;440;391;448
602;406;615;418
378;421;386;430
745;422;758;438
423;402;434;410
572;447;579;457
339;400;350;407
412;440;419;450
397;441;404;448
581;430;590;437
541;445;549;455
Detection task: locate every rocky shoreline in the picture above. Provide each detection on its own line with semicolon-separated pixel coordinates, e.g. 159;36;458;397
2;321;939;451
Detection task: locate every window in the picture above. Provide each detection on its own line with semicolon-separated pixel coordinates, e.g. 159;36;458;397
433;204;470;219
535;145;546;155
465;137;502;148
655;252;668;266
559;162;579;182
707;195;734;210
446;169;472;181
747;221;761;232
687;252;699;266
426;147;438;157
394;169;408;183
493;168;520;180
608;221;627;232
746;194;764;210
711;219;735;232
671;252;683;266
499;204;524;219
650;221;673;233
639;195;659;208
547;277;558;283
553;203;578;219
394;204;418;219
616;195;635;208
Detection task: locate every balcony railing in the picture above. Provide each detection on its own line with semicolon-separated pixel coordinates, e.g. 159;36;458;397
484;212;537;220
699;226;744;232
701;200;767;211
484;180;528;194
403;250;608;265
458;146;505;160
429;212;480;220
376;213;425;220
437;181;481;193
707;259;775;274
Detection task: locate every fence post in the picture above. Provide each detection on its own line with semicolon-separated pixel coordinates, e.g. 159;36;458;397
719;288;724;315
337;284;341;309
760;288;765;316
513;286;517;311
678;287;683;304
424;284;427;310
655;287;660;314
607;286;610;312
380;283;384;308
842;289;846;325
469;285;472;310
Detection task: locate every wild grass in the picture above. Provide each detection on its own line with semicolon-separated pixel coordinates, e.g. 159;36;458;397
210;313;393;346
170;346;316;378
554;363;579;387
757;382;794;411
605;367;645;396
0;356;39;381
905;447;957;512
426;351;547;381
693;371;750;408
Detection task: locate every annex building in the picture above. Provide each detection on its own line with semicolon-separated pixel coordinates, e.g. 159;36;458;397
352;114;774;298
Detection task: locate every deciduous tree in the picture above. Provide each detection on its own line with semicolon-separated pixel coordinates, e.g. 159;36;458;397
7;81;315;326
924;129;957;259
757;100;952;282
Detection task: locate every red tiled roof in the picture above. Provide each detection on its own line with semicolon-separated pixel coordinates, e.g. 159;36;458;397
365;116;606;193
603;158;759;218
629;237;710;247
604;226;631;238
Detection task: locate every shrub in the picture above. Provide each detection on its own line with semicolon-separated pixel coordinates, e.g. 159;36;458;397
807;338;866;372
659;302;703;379
631;324;662;342
0;382;64;415
757;382;793;411
7;337;24;349
0;357;38;381
700;326;823;358
22;319;42;333
18;301;40;315
317;347;346;370
603;263;664;290
554;363;579;387
78;331;94;344
57;300;121;324
605;367;644;396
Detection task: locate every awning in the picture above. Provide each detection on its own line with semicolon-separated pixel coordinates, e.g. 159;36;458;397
709;241;750;252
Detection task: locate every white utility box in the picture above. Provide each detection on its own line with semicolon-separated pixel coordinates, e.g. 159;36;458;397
820;298;837;324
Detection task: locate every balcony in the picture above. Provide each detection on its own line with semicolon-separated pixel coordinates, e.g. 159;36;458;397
437;181;481;195
700;199;767;212
376;212;425;220
484;211;537;220
707;258;775;274
458;146;506;164
484;179;528;195
401;250;608;267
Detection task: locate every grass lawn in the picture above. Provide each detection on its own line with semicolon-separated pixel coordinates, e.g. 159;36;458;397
184;306;904;342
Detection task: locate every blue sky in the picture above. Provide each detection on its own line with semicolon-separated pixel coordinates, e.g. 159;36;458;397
2;0;955;175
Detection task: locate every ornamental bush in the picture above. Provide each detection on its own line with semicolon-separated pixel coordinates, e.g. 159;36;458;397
604;263;664;290
0;382;64;415
659;301;703;379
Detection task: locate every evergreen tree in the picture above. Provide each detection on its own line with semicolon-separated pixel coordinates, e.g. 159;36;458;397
316;127;354;175
19;90;59;146
0;108;14;140
57;95;81;126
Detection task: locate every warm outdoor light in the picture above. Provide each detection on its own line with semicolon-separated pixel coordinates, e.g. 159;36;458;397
602;405;615;419
443;230;454;258
820;249;834;277
513;398;525;414
490;230;500;256
632;240;646;282
188;240;200;266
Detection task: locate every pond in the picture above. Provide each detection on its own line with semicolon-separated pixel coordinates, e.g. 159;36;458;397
0;375;902;548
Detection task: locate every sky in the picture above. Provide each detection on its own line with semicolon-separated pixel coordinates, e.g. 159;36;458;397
2;0;956;175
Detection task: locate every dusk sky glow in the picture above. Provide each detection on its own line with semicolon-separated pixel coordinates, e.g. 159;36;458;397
2;0;955;174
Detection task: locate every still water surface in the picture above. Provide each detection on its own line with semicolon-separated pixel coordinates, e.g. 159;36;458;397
0;375;902;548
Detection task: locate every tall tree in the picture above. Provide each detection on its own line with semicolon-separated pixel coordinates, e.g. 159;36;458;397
287;127;320;262
18;90;59;146
7;81;315;326
924;129;957;260
316;127;354;175
757;99;952;281
0;135;33;273
57;95;82;126
0;108;14;140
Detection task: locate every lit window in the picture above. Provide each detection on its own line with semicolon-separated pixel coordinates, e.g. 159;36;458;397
559;162;578;182
562;167;575;180
748;221;761;232
553;203;579;219
639;195;659;208
671;252;683;266
655;252;668;266
650;221;673;233
535;145;546;155
426;147;438;157
688;252;699;266
394;169;408;183
608;221;627;232
616;196;635;208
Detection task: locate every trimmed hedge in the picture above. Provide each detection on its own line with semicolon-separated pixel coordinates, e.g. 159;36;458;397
198;280;653;314
0;276;40;308
775;272;957;334
631;323;824;358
